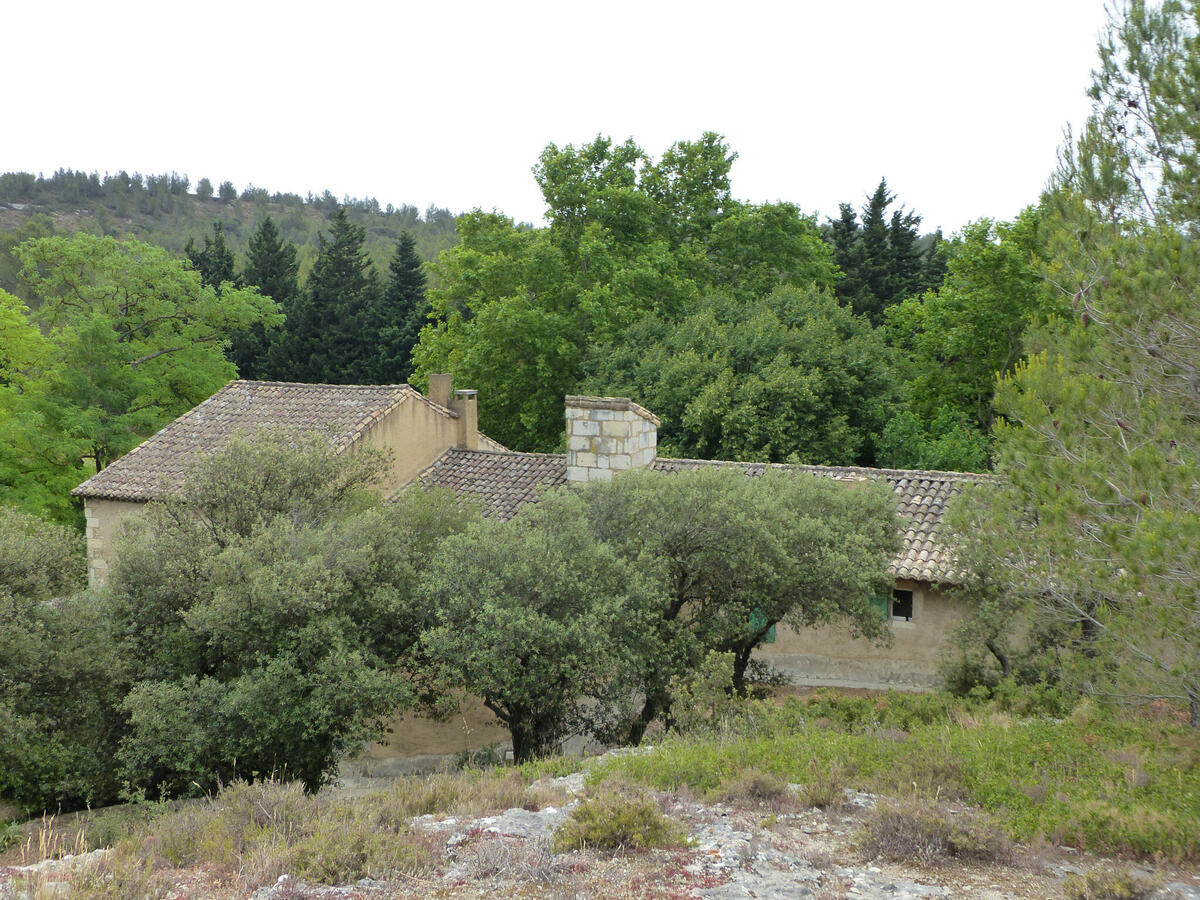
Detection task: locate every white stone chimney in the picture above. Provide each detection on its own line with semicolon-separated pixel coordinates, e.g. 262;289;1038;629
565;396;659;483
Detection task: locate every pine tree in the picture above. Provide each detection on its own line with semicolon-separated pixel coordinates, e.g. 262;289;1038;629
267;207;379;384
377;232;428;381
237;217;298;380
184;221;236;291
856;180;893;322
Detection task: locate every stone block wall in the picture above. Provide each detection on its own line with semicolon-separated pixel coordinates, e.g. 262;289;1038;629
565;396;659;482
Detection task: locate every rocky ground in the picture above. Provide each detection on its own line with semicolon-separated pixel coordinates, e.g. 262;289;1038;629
3;769;1198;900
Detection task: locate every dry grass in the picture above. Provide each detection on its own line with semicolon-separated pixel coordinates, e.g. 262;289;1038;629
707;771;795;810
857;800;1014;866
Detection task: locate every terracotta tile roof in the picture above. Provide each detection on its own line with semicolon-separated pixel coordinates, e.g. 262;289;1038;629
73;381;431;502
414;448;566;519
415;449;995;584
649;458;995;583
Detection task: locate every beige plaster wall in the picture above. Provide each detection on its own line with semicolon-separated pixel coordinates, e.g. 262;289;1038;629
84;497;147;585
342;396;462;497
755;580;962;690
351;698;510;774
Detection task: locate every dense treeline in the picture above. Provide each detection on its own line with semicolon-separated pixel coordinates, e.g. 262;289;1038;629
0;168;459;292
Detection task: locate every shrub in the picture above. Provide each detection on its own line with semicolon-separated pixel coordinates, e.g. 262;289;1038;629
552;782;687;853
1062;866;1160;900
707;770;792;808
857;801;1013;865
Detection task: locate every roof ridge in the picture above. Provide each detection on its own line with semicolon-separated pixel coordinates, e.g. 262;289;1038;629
655;456;996;481
230;380;419;391
446;447;566;460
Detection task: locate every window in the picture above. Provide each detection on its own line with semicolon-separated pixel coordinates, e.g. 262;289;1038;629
892;589;914;622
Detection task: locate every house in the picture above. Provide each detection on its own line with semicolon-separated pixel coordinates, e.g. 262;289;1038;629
72;374;502;585
73;379;992;763
413;394;995;691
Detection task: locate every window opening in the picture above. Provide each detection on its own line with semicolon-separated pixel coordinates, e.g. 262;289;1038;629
892;589;914;622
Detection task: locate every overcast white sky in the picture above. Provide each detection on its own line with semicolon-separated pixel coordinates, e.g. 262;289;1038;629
7;1;1110;234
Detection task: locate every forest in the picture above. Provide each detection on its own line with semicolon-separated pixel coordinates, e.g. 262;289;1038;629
0;0;1196;823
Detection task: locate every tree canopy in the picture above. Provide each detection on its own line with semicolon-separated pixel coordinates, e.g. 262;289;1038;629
0;234;279;521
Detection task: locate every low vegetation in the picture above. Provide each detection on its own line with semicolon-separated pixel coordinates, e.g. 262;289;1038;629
591;690;1200;860
552;780;687;853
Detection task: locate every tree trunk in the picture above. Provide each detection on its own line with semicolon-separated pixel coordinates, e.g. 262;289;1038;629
625;694;663;746
732;645;754;695
1189;687;1200;730
985;639;1012;678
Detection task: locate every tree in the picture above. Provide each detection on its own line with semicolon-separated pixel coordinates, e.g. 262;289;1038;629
218;180;237;203
0;507;121;813
415;134;854;451
587;286;900;466
237;217;299;379
185;221;236;291
419;490;658;761
377;232;427;381
955;0;1200;725
106;434;478;795
574;467;900;741
196;177;214;201
827;179;938;323
267;207;381;384
7;234;279;478
880;208;1061;470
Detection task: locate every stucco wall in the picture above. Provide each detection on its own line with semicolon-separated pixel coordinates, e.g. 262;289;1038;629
359;396;462;495
754;579;961;690
83;497;147;585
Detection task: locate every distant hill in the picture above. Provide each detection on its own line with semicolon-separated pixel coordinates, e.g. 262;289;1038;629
0;169;465;295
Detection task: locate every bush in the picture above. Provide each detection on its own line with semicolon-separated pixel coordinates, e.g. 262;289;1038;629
708;770;793;808
858;801;1013;865
552;782;687;853
1063;866;1160;900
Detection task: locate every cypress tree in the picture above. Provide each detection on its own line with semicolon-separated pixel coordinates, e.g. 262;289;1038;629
239;217;299;380
377;231;428;381
185;221;236;291
268;207;379;384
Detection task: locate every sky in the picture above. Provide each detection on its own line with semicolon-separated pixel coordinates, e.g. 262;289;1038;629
7;0;1112;234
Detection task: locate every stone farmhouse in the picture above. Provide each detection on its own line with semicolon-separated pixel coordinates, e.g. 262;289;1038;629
74;376;992;698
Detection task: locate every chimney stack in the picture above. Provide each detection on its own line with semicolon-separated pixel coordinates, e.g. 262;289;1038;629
428;373;478;449
565;396;659;482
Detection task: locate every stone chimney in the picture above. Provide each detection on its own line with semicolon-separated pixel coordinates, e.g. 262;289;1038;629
565;396;659;482
427;373;478;449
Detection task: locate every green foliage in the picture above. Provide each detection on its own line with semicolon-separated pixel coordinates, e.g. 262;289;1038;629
184;220;236;291
552;781;687;852
0;820;20;851
954;0;1200;725
0;233;279;521
0;508;121;813
594;690;1200;859
0;169;459;285
588;287;899;465
105;436;477;797
668;651;739;735
881;209;1060;471
235;216;299;379
419;491;660;761
575;467;898;741
414;134;845;453
826;179;943;324
377;231;428;381
268;207;383;384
